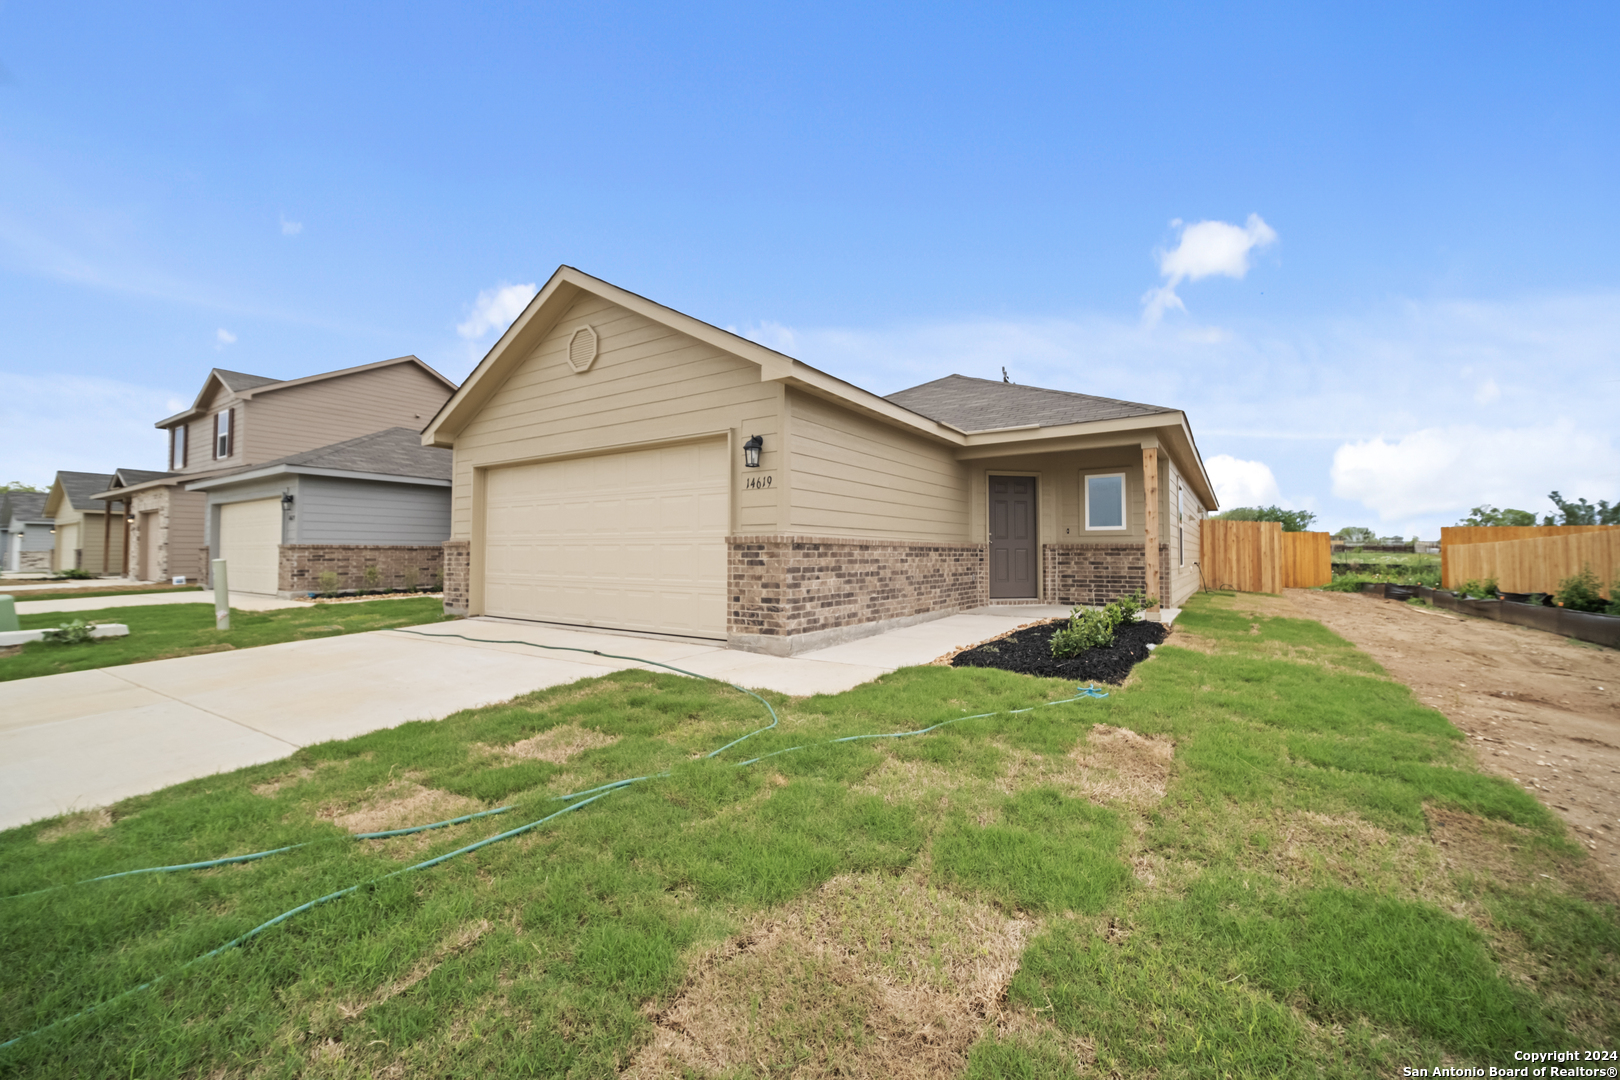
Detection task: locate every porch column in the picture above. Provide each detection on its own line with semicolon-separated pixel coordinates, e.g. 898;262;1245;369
1142;447;1160;613
102;501;111;574
122;499;131;577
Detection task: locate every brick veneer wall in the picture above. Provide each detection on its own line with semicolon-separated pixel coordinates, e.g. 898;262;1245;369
1042;543;1173;607
728;535;986;643
442;540;470;614
279;544;445;595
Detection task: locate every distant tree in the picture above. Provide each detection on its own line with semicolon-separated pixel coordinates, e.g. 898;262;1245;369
3;481;43;493
1458;505;1537;527
1333;526;1376;544
1214;505;1318;533
1543;491;1620;526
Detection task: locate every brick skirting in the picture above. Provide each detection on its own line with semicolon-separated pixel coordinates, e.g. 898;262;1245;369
279;544;445;596
1042;543;1172;607
442;540;470;614
728;535;986;651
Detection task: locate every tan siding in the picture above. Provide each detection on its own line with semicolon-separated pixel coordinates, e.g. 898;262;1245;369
166;488;208;580
787;390;968;542
450;296;783;542
246;363;451;463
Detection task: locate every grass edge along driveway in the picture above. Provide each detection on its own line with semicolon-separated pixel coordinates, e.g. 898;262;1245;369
0;591;1614;1077
3;597;454;681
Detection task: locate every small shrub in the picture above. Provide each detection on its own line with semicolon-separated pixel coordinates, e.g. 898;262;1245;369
434;570;444;592
316;571;340;595
362;565;382;592
41;619;96;645
1610;578;1620;617
402;567;419;592
1050;591;1153;659
1555;566;1607;613
1455;578;1499;599
54;568;94;580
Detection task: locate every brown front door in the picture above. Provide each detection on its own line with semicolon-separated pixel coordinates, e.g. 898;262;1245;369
989;476;1037;598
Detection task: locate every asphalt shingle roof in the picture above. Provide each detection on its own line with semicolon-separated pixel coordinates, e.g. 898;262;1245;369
55;472;117;511
2;492;49;524
113;468;174;486
213;369;282;393
885;374;1173;432
218;427;451;482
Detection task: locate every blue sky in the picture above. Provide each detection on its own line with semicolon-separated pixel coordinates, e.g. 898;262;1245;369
2;2;1616;536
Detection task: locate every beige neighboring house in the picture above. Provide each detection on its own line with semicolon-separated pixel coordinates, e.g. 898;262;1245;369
44;472;126;574
93;357;456;583
423;266;1219;654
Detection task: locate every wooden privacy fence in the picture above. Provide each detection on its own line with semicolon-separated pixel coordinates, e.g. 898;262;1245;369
1201;521;1331;592
1442;526;1619;593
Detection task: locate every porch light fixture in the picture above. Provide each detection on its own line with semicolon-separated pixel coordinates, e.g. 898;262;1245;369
281;493;295;508
742;434;763;469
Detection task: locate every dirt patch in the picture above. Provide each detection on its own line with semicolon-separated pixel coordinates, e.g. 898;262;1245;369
37;808;113;842
1285;588;1620;891
1064;724;1176;809
483;723;618;764
252;768;315;797
625;873;1041;1079
320;780;483;836
951;620;1168;683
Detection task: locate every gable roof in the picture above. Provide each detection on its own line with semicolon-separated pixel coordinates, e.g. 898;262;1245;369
185;427;451;491
112;468;174;487
157;356;457;428
2;492;49;525
49;472;117;513
422;265;1217;507
886;375;1172;433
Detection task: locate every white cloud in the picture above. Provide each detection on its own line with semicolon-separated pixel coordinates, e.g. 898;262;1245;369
0;372;179;484
1330;422;1620;521
457;282;538;340
1206;454;1283;509
1143;213;1277;324
279;215;303;236
215;328;236;348
1474;377;1500;405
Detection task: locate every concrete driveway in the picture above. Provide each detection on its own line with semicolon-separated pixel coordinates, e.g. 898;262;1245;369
0;605;1069;830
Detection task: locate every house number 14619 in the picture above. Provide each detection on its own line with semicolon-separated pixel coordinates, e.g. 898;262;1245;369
745;474;774;490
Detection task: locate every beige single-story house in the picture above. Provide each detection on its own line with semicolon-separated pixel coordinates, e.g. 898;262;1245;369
423;266;1218;654
44;472;127;574
94;357;456;584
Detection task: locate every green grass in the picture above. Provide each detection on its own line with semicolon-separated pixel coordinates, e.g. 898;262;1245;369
1;592;1614;1076
2;598;453;681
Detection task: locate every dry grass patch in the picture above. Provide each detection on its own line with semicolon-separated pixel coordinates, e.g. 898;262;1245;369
626;872;1035;1079
333;920;493;1022
36;808;113;843
319;779;483;836
483;723;618;764
1063;724;1175;809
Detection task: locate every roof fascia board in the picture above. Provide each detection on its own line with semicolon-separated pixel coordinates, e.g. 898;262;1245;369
185;464;450;491
239;355;455;399
954;412;1180;455
421;272;585;447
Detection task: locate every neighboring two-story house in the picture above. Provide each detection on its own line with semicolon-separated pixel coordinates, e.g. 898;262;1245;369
92;356;456;583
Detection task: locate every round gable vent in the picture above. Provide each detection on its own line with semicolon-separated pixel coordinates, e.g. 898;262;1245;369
568;326;599;373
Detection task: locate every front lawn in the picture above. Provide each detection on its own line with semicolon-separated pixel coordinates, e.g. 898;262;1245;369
2;597;453;681
3;584;204;603
1;593;1613;1076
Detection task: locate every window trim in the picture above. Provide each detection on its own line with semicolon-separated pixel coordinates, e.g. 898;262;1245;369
215;410;234;459
170;425;188;470
1083;471;1128;531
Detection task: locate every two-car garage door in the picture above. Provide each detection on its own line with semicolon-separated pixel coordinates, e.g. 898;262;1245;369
483;439;729;638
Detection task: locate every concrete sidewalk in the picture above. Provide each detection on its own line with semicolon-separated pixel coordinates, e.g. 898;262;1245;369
0;605;1074;830
16;592;305;615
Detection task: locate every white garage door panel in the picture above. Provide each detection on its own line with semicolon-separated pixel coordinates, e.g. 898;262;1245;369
483;439;729;638
218;498;282;595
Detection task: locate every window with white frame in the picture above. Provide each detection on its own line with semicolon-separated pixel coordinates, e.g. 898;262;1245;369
215;411;231;459
1177;480;1186;566
1084;472;1127;530
170;425;187;470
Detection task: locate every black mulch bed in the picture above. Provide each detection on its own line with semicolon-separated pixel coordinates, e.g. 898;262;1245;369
950;618;1169;684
